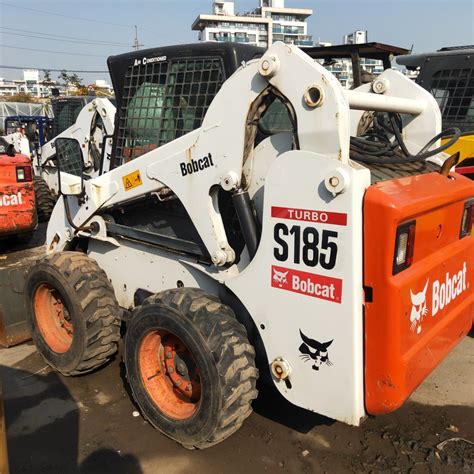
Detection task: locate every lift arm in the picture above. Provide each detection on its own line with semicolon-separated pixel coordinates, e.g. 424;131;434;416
47;42;440;264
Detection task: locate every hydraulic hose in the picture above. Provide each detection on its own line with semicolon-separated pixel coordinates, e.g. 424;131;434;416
350;112;462;165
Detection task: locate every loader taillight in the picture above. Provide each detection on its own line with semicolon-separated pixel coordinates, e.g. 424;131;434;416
460;200;474;238
16;166;32;182
393;221;416;274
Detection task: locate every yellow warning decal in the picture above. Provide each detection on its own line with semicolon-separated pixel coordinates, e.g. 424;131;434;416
122;170;142;191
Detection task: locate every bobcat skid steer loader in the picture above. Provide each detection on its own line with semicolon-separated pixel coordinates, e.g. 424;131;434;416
397;46;474;178
25;42;474;449
0;138;37;241
4;98;116;223
34;98;116;221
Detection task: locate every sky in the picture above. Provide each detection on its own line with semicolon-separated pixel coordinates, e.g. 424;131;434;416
0;0;473;83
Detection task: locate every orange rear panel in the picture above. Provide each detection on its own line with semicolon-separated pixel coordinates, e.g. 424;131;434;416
364;172;474;415
0;154;36;236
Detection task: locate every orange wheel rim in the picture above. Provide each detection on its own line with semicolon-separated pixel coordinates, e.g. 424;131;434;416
34;283;73;353
139;329;201;420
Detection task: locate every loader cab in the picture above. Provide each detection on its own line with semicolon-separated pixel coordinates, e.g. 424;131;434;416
397;46;474;133
397;47;474;175
107;43;263;168
51;96;97;137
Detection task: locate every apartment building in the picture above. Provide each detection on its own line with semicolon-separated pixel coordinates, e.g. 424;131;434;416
192;1;313;48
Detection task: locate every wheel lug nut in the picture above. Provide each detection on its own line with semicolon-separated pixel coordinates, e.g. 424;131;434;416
165;352;173;359
186;383;192;392
175;379;182;387
167;366;174;374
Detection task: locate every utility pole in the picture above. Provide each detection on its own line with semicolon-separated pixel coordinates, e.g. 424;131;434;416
132;25;144;51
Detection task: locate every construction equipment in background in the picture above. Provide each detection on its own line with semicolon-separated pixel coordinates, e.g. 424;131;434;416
0;138;37;241
4;115;53;154
50;96;96;137
25;42;473;449
4;97;116;222
397;46;474;178
36;97;116;198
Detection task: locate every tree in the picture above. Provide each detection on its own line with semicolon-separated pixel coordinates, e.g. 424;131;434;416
59;70;84;88
58;70;87;95
59;70;69;85
41;69;55;86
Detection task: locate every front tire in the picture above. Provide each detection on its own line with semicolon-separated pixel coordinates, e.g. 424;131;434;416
125;288;258;449
26;251;121;376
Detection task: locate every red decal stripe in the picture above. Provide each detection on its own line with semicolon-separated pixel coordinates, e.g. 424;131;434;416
271;265;343;304
271;206;347;226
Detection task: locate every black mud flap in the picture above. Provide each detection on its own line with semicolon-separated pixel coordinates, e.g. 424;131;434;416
0;247;44;347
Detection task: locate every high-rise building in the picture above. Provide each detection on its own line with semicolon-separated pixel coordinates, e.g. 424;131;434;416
192;1;313;48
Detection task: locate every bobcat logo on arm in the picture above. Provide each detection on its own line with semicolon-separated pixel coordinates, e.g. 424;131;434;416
299;330;333;371
410;279;429;334
272;269;288;288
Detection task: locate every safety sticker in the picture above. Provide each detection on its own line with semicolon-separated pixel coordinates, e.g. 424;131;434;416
271;206;347;226
122;170;142;191
271;265;343;303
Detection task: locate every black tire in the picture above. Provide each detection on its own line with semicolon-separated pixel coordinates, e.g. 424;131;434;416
34;176;56;222
125;288;258;449
26;251;121;376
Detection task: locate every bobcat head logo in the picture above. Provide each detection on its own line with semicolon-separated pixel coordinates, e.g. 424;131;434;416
273;269;288;288
299;330;333;371
410;279;429;334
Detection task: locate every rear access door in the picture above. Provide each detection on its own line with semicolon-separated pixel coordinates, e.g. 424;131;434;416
0;147;36;237
363;171;473;414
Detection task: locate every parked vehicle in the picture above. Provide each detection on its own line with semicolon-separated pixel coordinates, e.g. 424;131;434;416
26;42;473;449
0;138;37;240
397;46;474;177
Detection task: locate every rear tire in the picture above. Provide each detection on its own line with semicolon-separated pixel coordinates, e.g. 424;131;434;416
34;176;55;222
26;251;121;376
125;288;258;449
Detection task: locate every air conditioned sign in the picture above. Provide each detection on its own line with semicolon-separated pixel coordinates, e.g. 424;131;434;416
0;192;23;207
133;55;167;67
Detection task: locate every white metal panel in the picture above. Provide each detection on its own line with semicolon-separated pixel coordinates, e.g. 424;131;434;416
349;69;442;155
227;150;370;425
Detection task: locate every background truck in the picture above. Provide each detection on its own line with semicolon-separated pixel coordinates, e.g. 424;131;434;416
25;42;474;449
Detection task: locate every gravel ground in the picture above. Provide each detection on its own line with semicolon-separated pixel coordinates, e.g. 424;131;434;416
1;330;472;474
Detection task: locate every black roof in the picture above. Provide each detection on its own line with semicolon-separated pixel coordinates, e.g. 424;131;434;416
107;42;263;109
397;46;474;70
305;42;410;62
107;42;263;68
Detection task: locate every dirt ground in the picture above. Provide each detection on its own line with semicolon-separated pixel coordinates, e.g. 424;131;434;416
0;229;473;474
